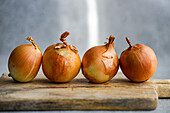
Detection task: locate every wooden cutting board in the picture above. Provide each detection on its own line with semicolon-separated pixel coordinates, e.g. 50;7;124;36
0;72;170;111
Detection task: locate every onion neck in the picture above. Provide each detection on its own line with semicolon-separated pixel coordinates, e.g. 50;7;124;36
108;35;115;44
104;35;115;45
56;31;78;53
126;37;132;48
58;31;70;46
26;37;37;49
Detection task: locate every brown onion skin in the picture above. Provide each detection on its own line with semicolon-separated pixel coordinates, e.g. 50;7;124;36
120;40;157;82
82;37;119;83
42;44;81;83
8;44;42;82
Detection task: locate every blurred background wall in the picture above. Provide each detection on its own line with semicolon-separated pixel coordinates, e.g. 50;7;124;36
0;0;170;79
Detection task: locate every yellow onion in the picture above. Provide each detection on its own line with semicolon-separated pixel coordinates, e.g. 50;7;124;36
8;37;42;82
120;37;157;82
42;32;81;82
82;35;119;83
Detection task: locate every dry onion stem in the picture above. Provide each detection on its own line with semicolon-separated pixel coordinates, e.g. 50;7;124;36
55;31;78;53
125;37;132;48
26;37;37;49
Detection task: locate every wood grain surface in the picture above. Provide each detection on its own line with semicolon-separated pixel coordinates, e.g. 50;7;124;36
0;72;169;111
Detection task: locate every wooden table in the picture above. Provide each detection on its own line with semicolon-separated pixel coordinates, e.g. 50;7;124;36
0;72;170;111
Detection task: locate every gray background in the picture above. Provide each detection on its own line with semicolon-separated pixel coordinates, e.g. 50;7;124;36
0;0;170;79
0;0;170;112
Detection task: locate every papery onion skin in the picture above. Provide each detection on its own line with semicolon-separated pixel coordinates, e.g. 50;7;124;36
82;36;119;83
120;38;157;82
42;32;81;82
8;39;42;82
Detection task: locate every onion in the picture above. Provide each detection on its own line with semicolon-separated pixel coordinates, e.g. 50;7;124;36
8;37;42;82
82;35;119;83
120;37;157;82
42;32;81;82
